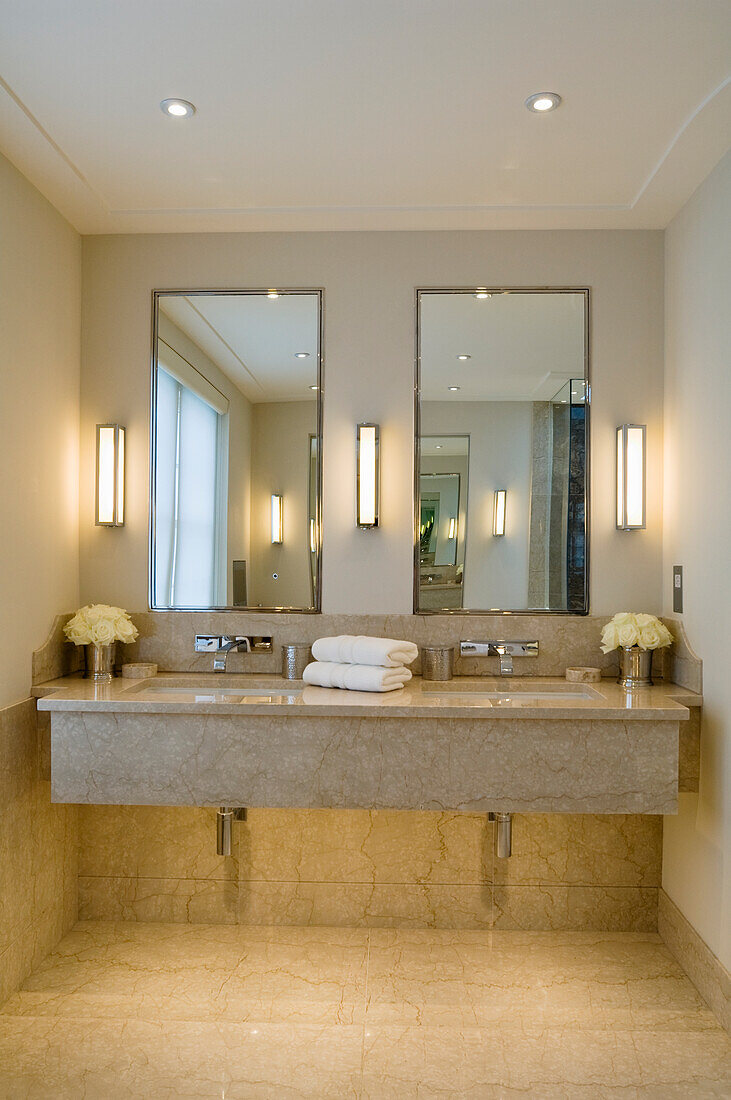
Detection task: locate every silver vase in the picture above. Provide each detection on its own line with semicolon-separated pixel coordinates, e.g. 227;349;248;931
617;646;653;689
84;643;116;682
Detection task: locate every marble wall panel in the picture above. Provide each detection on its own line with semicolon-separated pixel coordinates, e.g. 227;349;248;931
0;699;78;1006
77;806;662;933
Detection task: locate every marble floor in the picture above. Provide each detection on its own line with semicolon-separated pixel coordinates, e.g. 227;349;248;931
0;922;729;1098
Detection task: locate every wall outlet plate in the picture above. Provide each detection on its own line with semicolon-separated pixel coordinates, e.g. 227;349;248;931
673;566;683;613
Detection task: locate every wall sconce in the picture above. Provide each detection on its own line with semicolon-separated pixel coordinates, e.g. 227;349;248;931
271;493;283;544
356;423;380;528
616;424;646;530
492;489;506;537
95;423;125;526
448;517;457;539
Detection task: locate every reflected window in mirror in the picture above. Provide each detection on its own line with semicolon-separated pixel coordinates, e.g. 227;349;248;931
150;290;323;611
415;289;589;614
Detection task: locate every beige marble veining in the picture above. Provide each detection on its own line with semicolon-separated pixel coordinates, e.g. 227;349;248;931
46;707;681;814
30;613;82;686
0;698;78;1007
659;889;730;1034
1;923;728;1097
492;813;663;887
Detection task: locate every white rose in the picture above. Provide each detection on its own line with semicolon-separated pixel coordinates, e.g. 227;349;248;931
634;613;655;628
617;623;639;648
639;624;662;649
91;619;116;646
612;612;634;627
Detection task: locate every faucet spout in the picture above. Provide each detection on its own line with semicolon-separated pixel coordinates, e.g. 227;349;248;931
213;637;251;672
496;646;514;676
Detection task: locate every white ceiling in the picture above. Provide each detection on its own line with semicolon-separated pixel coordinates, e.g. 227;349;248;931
159;292;320;402
0;1;729;233
420;291;585;401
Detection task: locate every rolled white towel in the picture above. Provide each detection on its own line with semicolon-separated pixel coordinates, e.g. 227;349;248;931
303;661;412;692
311;635;418;668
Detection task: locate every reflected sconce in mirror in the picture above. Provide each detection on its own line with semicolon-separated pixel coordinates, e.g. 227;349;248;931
616;424;646;530
448;517;457;540
356;423;380;528
95;423;125;527
271;493;283;544
309;518;317;554
492;489;506;537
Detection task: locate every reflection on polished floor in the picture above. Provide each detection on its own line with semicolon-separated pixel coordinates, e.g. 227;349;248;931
0;921;729;1098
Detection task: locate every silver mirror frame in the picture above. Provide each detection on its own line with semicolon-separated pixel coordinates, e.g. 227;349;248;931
414;287;591;616
149;288;324;613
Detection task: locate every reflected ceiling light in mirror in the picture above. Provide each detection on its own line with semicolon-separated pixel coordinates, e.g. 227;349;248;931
448;386;460;392
492;489;506;537
474;289;492;299
95;423;125;527
456;354;471;361
295;351;310;358
160;98;196;118
271;493;283;544
616;424;646;530
266;290;280;299
525;92;562;113
356;423;379;528
309;385;318;391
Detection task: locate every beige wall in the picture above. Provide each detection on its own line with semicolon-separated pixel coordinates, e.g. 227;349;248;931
249;401;317;608
80;230;664;616
661;150;731;970
0;153;80;1000
422;401;533;609
0;152;81;706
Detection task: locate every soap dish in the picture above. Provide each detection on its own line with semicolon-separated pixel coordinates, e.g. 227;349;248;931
565;666;602;683
122;662;158;679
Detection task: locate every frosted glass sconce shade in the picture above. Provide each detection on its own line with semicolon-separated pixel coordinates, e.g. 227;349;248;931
616;424;646;530
95;423;125;526
271;493;283;544
356;423;380;528
448;517;457;539
492;489;506;537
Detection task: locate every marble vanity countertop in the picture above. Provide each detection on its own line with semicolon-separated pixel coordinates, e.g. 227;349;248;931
33;673;700;720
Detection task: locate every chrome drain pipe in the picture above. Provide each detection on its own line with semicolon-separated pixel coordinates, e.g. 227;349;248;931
491;812;513;858
216;807;247;856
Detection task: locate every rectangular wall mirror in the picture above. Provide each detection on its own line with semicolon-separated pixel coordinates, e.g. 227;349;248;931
150;289;322;611
415;288;589;614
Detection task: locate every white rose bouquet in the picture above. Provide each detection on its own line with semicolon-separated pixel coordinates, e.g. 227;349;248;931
64;604;139;648
600;612;672;654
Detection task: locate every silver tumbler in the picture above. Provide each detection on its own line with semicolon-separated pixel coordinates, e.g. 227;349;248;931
281;643;312;680
421;645;454;681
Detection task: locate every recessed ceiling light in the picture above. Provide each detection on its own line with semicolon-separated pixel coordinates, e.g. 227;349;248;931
160;98;196;118
474;290;492;299
295;352;310;358
525;92;561;113
309;385;318;391
456;354;471;361
448;386;461;392
435;444;443;449
267;290;280;299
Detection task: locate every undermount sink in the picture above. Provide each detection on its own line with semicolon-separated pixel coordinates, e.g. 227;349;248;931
125;682;305;703
421;681;601;702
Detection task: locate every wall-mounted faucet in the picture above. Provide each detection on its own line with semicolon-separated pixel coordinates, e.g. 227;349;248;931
459;640;538;675
194;634;273;672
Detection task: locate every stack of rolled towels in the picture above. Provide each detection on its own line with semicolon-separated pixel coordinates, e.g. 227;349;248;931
303;635;419;692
